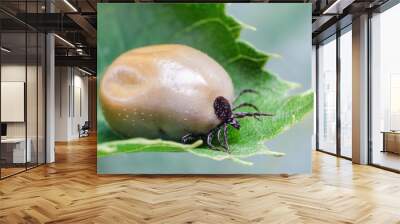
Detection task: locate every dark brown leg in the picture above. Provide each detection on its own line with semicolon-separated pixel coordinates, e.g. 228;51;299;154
233;112;274;120
183;132;218;150
223;123;230;153
232;103;259;112
184;124;229;152
217;128;223;146
182;133;197;144
206;131;216;149
234;89;260;102
217;126;228;151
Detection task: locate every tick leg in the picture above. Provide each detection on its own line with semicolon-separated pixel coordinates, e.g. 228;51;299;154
223;123;230;153
234;89;260;102
233;112;274;120
217;126;228;151
206;131;217;150
217;127;223;146
182;133;197;144
232;103;259;112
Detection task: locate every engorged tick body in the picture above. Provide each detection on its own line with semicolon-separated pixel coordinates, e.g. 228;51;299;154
100;44;273;152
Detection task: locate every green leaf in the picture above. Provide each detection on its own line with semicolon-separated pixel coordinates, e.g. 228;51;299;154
98;138;203;157
97;3;313;165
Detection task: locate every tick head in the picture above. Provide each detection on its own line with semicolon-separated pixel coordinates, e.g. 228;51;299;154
214;96;232;121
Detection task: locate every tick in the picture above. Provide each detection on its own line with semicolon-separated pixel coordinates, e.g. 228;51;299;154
100;44;273;153
182;90;273;152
